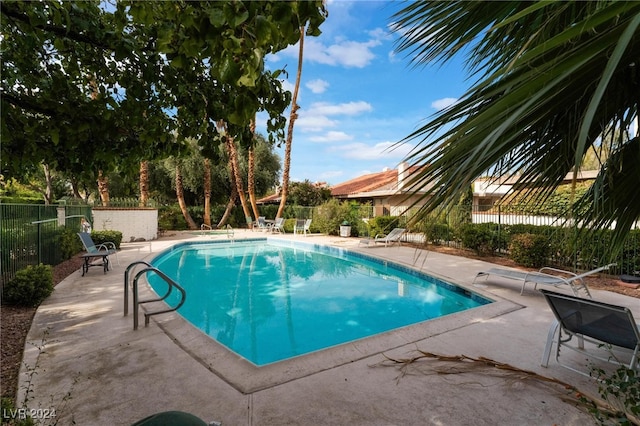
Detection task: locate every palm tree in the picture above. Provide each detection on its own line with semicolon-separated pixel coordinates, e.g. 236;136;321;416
247;116;261;221
217;184;238;228
175;162;198;230
139;160;149;207
97;169;110;206
218;120;253;225
203;157;212;227
277;26;305;219
392;1;640;252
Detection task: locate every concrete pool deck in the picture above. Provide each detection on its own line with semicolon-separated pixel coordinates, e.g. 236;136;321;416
18;230;639;425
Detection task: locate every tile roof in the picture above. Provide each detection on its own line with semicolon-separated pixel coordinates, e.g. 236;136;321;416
257;164;427;203
256;192;281;204
330;169;398;197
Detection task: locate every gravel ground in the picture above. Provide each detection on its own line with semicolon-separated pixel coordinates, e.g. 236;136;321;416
1;247;638;406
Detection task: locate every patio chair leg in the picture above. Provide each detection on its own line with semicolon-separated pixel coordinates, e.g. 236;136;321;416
541;319;559;367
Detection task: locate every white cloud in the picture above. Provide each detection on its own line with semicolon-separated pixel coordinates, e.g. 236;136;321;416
431;97;458;110
308;101;372;116
306;79;329;94
330;141;414;161
296;101;372;132
368;27;392;42
309;131;353;143
324;39;381;68
296;114;337;132
279;38;380;69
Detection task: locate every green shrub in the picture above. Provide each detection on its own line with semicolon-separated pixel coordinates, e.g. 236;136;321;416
422;222;452;245
59;227;83;260
504;224;542;238
368;216;401;238
3;264;54;307
457;224;495;255
91;230;123;249
158;204;188;230
509;233;550;267
313;199;352;236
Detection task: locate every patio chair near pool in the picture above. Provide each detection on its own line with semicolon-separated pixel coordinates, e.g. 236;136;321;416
255;216;273;232
361;228;406;247
472;263;616;297
294;219;312;236
539;289;640;377
272;217;285;233
77;232;118;276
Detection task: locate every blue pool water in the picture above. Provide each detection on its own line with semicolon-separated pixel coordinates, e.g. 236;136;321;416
149;239;492;366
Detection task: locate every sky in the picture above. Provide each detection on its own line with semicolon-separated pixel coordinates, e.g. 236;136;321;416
256;1;470;186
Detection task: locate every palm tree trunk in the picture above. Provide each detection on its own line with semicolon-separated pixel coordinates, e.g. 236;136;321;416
139;160;149;207
42;163;53;205
277;26;305;219
203;158;212;227
248;145;260;220
247;116;260;220
70;177;83;200
219;120;252;224
90;77;110;207
227;136;252;223
97;170;110;206
217;183;238;228
176;163;198;229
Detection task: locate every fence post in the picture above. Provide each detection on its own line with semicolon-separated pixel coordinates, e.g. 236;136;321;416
497;204;502;251
57;206;65;226
37;206;42;265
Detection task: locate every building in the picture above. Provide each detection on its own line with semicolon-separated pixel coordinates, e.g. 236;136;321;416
258;164;599;216
473;170;599;211
326;162;432;217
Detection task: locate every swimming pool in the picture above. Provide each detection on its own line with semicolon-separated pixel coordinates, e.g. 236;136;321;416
149;239;492;366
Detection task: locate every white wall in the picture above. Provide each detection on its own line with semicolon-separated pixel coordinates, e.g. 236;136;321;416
92;208;158;242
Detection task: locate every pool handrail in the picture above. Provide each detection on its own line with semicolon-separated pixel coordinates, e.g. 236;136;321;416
124;261;153;316
129;264;187;330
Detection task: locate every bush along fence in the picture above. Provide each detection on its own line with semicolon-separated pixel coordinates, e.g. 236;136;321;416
410;204;640;277
1;204;92;291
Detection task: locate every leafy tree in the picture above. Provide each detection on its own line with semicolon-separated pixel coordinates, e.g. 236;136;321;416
2;1;327;210
1;1;176;179
393;1;640;253
123;1;327;223
288;180;332;206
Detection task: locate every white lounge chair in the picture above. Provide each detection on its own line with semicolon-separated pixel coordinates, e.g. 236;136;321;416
255;216;272;232
294;219;311;236
539;289;640;377
271;217;285;233
472;263;616;297
372;228;405;247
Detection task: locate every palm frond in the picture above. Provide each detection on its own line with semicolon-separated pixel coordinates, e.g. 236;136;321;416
393;1;640;251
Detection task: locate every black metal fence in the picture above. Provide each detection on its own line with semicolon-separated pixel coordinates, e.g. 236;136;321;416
400;204;640;276
1;204;92;288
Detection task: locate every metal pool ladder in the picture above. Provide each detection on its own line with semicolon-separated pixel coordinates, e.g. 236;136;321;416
124;261;186;330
